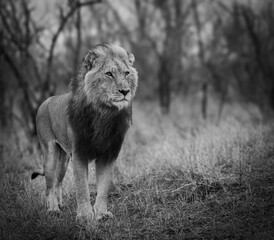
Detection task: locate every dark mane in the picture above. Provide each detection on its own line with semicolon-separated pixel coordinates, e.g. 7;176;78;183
66;43;134;162
67;97;132;162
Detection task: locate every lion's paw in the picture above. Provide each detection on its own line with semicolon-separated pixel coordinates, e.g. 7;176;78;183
47;202;61;215
76;210;94;225
95;211;113;222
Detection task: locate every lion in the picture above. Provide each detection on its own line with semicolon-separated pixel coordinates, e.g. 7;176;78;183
32;43;138;222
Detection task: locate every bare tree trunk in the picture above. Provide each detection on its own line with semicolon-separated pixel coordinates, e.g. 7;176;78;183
192;0;208;120
0;77;6;127
217;88;227;124
74;5;82;74
201;82;208;120
270;87;274;111
158;57;171;114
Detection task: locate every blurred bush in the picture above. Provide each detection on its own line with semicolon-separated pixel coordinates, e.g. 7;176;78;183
0;0;273;150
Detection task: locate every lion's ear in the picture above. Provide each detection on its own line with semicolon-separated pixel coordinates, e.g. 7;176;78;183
128;52;135;66
84;50;98;68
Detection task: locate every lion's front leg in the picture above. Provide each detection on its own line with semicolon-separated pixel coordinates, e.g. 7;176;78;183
93;159;114;221
72;153;94;222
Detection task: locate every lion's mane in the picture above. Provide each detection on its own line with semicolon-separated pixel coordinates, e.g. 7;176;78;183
67;44;138;162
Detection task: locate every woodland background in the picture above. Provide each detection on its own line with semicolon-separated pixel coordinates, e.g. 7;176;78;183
1;0;274;143
0;0;274;239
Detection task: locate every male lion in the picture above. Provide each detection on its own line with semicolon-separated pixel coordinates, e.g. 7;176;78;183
32;43;138;222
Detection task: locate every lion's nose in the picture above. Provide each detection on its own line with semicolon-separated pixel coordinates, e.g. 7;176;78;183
119;89;130;96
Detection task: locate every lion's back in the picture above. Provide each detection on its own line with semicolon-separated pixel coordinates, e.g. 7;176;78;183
36;93;71;151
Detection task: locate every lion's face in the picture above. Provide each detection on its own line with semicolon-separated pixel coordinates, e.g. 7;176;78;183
82;44;138;110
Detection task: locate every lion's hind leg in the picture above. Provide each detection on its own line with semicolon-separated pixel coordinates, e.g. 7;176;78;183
44;140;62;212
56;150;70;209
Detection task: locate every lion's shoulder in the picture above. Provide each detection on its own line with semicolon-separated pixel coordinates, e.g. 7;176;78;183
36;93;71;148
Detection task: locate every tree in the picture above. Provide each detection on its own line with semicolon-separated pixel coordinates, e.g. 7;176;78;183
110;0;191;114
0;0;101;140
141;0;191;114
221;0;274;117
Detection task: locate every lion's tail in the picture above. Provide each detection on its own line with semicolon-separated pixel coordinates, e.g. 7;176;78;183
31;170;45;180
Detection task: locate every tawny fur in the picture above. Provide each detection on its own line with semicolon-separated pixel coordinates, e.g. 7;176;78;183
33;43;138;222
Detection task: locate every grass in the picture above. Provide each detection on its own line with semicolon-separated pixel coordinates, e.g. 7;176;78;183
0;99;274;239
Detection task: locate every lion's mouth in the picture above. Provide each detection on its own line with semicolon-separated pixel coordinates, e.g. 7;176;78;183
113;98;128;102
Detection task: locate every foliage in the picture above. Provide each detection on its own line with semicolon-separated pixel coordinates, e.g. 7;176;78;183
1;0;274;141
221;1;274;116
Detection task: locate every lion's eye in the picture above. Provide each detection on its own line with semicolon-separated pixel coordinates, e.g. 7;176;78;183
106;72;113;77
125;71;130;77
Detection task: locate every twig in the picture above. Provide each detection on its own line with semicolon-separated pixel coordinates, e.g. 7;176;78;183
44;0;101;88
171;183;195;193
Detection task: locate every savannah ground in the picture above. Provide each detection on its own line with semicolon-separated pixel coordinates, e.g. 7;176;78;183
0;98;274;240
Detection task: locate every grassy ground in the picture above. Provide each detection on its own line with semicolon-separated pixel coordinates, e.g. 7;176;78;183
0;99;274;239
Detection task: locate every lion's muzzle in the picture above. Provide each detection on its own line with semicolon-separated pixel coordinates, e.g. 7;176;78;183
118;89;130;96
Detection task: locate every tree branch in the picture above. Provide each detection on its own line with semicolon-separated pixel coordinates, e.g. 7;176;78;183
240;6;268;80
191;0;205;63
44;0;101;90
0;45;35;117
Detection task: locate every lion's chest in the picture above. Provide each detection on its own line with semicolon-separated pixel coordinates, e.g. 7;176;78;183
88;119;129;159
69;106;131;161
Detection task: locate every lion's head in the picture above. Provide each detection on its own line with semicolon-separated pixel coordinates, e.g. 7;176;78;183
70;43;138;110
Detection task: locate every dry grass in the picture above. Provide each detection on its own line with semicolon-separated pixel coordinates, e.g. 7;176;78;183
0;99;274;239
